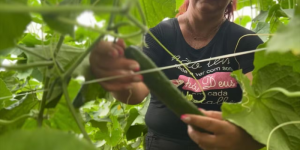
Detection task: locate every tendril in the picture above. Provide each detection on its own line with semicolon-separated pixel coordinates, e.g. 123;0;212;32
267;121;300;150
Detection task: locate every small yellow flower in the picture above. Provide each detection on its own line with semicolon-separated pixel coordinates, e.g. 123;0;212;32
117;105;122;110
292;49;300;56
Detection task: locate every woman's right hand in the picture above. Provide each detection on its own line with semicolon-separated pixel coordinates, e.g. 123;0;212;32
90;39;143;92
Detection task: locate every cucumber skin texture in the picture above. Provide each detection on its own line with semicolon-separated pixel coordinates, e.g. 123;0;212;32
124;46;204;117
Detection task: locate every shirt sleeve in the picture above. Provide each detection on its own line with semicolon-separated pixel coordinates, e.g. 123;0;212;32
142;25;167;67
235;34;264;74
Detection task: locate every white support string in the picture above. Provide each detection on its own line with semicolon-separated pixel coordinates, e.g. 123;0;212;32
0;47;267;100
83;47;267;85
0;89;46;100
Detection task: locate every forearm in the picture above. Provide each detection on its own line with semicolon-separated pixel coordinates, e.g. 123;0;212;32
112;82;149;105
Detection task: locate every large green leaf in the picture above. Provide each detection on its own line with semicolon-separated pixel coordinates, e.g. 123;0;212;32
107;115;123;146
91;119;110;140
0;7;31;50
73;83;107;109
45;78;64;108
19;33;50;47
123;108;139;134
253;11;269;22
42;14;75;37
0;71;20;92
222;64;300;150
252;22;270;41
126;124;147;141
25;44;85;84
45;79;81;133
0;129;97;150
267;4;300;54
140;0;176;28
0;93;38;134
26;44;84;69
24;44;86;107
254;50;300;74
0;79;13;110
41;0;81;36
267;16;300;54
260;0;276;11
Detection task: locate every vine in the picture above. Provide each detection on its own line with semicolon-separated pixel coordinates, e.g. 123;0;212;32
0;0;299;150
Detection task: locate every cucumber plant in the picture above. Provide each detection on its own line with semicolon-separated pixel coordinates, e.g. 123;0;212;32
0;0;299;150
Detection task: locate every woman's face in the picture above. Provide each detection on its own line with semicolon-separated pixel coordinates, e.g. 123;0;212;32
190;0;231;15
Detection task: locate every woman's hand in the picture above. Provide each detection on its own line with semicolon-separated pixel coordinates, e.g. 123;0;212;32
90;39;143;92
181;110;264;150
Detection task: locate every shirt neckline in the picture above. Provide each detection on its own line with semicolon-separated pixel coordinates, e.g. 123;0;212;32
173;17;230;51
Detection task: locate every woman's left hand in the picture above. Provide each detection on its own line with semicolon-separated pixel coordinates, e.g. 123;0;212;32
181;110;264;150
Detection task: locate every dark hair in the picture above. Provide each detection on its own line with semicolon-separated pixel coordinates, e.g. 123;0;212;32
176;0;237;21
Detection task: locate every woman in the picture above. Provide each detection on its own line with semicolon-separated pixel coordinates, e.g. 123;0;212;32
90;0;264;149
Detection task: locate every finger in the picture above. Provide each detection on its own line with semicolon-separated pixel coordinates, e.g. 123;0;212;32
91;57;140;71
187;125;217;149
116;38;126;49
181;114;229;134
113;43;124;57
200;109;223;120
92;69;143;84
93;41;119;58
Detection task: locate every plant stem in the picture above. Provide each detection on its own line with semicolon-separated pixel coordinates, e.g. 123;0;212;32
54;35;65;58
126;13;148;32
52;35;66;74
61;80;91;143
108;0;119;28
0;61;53;70
0;4;125;14
57;17;135;39
0;114;33;125
37;69;50;127
136;0;147;26
107;21;133;30
258;87;300;98
17;45;49;61
62;35;104;79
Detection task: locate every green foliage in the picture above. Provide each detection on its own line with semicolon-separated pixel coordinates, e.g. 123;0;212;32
139;0;176;28
0;11;31;50
0;129;98;150
0;79;13;109
234;15;252;27
267;5;300;54
45;79;82;133
0;0;299;149
0;93;38;134
223;65;300;150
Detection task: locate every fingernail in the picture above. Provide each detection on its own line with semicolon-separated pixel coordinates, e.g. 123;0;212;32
118;49;124;56
181;115;190;122
129;64;140;71
133;75;143;82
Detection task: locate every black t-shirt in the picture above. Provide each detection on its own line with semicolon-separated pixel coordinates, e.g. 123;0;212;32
143;18;263;140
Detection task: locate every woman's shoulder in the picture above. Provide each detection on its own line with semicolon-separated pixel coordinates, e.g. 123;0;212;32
225;21;263;44
148;18;178;41
150;18;177;32
226;21;257;36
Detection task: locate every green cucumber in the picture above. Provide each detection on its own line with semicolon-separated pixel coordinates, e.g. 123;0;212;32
124;46;209;133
